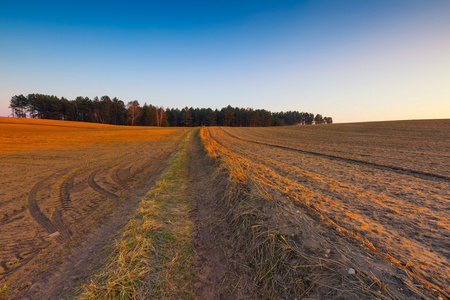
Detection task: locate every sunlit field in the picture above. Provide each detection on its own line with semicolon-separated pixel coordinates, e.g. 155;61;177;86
1;117;449;299
0;117;188;297
0;117;183;154
201;119;450;298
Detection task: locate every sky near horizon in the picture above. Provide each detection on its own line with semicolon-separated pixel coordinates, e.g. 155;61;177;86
1;1;449;123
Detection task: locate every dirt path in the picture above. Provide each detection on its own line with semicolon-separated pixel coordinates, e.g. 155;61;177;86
4;128;253;299
188;132;255;299
4;122;445;299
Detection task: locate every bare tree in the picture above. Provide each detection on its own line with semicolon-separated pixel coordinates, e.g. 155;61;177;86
127;100;142;126
156;106;164;127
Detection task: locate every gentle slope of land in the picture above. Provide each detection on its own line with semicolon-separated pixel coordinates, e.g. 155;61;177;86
1;118;448;299
201;119;449;298
0;117;188;298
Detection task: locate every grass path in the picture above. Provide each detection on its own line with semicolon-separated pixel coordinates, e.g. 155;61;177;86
78;129;196;299
73;124;438;299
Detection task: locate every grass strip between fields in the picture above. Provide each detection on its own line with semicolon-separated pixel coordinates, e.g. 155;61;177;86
78;130;195;299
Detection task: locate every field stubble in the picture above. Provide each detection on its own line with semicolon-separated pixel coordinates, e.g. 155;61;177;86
201;119;449;299
1;117;448;299
0;117;188;298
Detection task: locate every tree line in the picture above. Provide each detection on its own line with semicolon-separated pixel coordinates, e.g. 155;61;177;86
9;94;332;126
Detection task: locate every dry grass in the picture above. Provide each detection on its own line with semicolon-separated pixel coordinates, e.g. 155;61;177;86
77;130;195;299
200;125;448;299
2;117;447;299
0;117;188;299
200;127;313;298
0;284;11;300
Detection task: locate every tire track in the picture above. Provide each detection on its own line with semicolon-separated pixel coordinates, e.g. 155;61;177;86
220;127;450;182
0;237;49;278
205;127;450;299
214;130;450;259
0;252;41;280
111;164;132;189
28;174;73;243
0;206;26;225
27;175;65;243
51;210;72;240
88;169;119;200
59;173;76;211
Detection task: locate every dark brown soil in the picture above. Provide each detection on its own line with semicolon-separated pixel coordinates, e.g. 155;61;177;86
188;132;257;299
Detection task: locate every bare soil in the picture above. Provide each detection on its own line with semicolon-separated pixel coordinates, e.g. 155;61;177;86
0;120;187;299
203;120;450;299
189;131;256;299
2;119;448;299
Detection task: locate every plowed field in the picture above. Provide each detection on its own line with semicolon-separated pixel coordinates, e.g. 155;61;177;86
201;119;450;298
0;117;188;297
1;117;449;299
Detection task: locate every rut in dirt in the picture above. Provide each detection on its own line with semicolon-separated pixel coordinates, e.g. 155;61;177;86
221;127;450;182
15;160;174;299
27;174;71;243
188;133;255;299
88;169;119;200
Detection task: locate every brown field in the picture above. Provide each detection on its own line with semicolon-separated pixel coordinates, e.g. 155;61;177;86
1;117;449;299
201;119;450;298
0;117;188;298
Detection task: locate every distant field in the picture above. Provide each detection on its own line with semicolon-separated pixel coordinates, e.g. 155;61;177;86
0;117;188;296
201;119;450;297
0;117;182;154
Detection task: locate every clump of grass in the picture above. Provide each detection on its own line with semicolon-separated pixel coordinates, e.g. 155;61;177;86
200;128;309;297
0;285;11;300
77;130;195;299
199;127;399;299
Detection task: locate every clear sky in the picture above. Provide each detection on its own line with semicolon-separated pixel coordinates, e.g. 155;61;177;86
1;0;449;123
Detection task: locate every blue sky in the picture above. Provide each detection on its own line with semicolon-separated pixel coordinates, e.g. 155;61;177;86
1;0;449;123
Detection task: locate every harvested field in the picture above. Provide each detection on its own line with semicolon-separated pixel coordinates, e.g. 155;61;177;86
0;117;188;298
201;119;450;299
1;117;449;299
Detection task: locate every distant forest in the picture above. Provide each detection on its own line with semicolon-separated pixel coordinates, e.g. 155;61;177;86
9;94;332;127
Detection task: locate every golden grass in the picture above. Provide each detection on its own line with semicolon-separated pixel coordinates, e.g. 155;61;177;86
0;284;11;300
200;127;314;297
216;124;450;298
199;126;444;299
77;129;195;299
0;117;182;154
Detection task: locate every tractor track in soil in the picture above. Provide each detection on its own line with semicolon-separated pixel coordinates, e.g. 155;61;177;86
220;127;450;183
59;172;76;212
27;175;68;243
0;174;74;280
110;164;132;189
189;131;256;299
27;158;176;300
208;125;450;298
0;120;188;299
88;169;119;200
